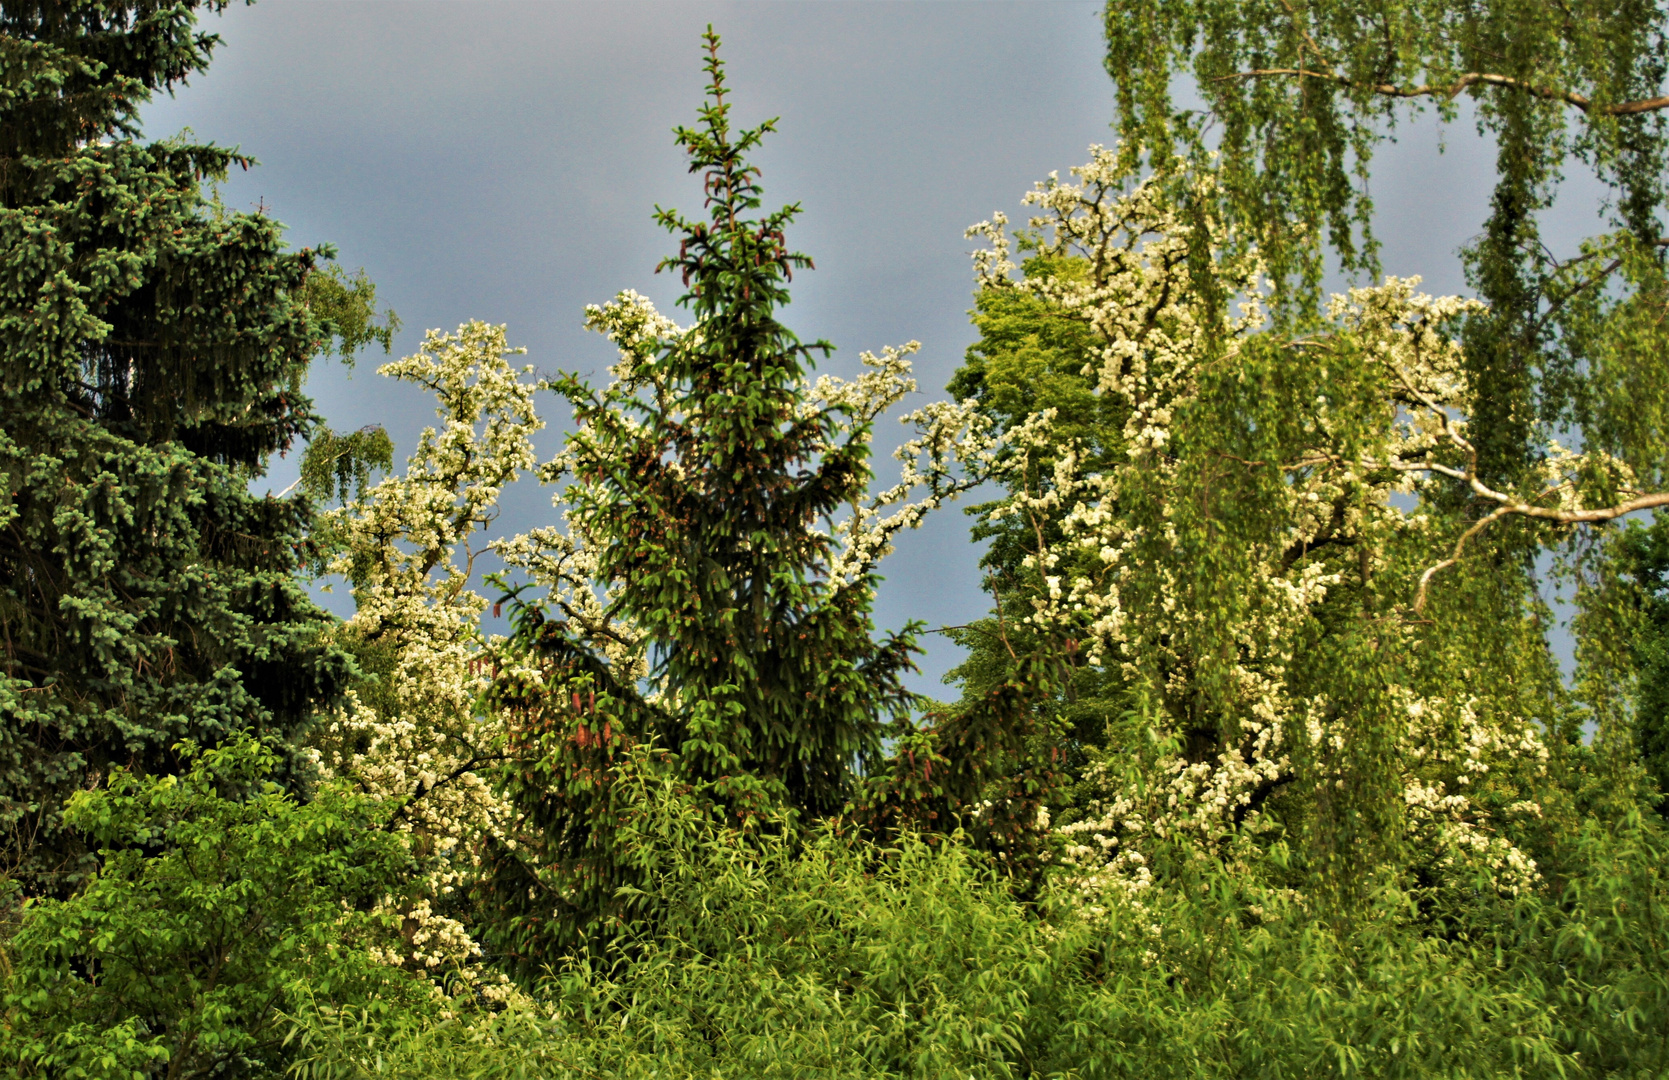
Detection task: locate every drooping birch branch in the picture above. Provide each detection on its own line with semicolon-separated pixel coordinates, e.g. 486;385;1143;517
1376;360;1669;612
1214;67;1669;117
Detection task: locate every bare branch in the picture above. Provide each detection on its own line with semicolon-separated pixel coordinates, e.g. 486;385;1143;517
1372;358;1669;611
1214;67;1669;117
1411;488;1669;613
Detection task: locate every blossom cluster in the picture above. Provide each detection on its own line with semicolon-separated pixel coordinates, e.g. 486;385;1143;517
970;148;1552;904
310;321;541;996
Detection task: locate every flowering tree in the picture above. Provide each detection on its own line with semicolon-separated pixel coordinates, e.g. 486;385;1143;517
948;147;1669;912
1103;0;1669;797
308;321;538;988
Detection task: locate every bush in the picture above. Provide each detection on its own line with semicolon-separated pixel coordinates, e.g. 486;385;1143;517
287;804;1669;1080
1;736;423;1080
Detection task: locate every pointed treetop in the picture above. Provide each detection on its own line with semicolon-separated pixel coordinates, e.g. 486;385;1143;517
654;27;816;329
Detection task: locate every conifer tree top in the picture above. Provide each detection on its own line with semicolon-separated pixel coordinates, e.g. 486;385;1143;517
0;1;232;159
653;27;825;372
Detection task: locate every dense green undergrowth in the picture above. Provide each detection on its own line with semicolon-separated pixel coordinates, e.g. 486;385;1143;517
8;737;1668;1079
7;764;1666;1078
279;791;1669;1080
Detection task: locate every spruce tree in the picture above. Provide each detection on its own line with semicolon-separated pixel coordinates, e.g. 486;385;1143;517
483;30;918;966
0;1;383;887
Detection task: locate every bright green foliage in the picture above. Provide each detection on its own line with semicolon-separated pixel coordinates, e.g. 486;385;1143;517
290;808;1669;1080
298;424;393;506
303;265;400;368
949;256;1120;571
0;1;382;885
299;821;1087;1080
1525;809;1669;1074
1103;0;1667;307
296;267;400;504
943;255;1130;790
293;268;400;510
1093;0;1669;807
478;30;917;968
1536;233;1669;598
1104;0;1669;492
294;268;399;504
0;735;418;1080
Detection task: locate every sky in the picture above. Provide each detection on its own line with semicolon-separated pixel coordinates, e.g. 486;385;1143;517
138;0;1609;695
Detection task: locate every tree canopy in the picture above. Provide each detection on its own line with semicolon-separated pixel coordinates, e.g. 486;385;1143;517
0;0;393;888
5;5;1669;1077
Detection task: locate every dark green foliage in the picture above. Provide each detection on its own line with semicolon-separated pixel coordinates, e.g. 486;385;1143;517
0;1;229;162
0;735;418;1080
852;649;1067;878
612;31;916;818
1621;519;1669;810
477;30;917;969
0;0;380;886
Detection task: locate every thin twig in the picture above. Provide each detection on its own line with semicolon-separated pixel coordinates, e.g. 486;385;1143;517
1215;68;1669;116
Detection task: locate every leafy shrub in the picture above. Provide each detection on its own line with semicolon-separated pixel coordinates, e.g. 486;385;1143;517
286;802;1669;1080
1;736;423;1080
1516;809;1669;1076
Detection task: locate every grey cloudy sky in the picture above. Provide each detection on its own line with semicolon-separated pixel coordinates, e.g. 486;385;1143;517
139;0;1604;694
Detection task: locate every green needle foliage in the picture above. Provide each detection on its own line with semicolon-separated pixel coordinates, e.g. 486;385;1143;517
479;29;918;969
0;1;388;887
623;31;917;817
